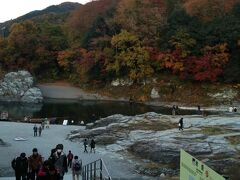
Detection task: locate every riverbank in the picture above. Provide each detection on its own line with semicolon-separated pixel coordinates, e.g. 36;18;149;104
37;82;237;112
37;83;114;100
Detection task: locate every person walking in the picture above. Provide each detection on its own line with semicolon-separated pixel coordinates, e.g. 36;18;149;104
83;139;88;153
11;153;28;180
90;139;96;153
51;144;68;180
197;105;201;114
72;156;82;180
37;160;59;180
41;120;45;130
67;150;74;168
46;119;50;129
36;160;49;180
33;125;38;137
28;148;43;180
38;126;42;137
172;105;176;116
179;118;183;131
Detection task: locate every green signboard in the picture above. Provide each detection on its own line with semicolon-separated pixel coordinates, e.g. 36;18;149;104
180;149;226;180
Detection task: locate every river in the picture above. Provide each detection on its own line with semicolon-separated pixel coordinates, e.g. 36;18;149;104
0;99;216;124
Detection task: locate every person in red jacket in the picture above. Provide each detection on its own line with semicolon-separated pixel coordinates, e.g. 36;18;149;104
37;160;59;180
67;150;74;168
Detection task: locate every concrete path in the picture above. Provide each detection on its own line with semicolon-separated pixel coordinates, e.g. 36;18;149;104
0;121;146;179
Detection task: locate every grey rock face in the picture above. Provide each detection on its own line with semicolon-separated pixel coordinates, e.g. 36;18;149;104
0;71;43;103
207;88;238;101
111;78;133;86
21;88;43;103
128;140;212;164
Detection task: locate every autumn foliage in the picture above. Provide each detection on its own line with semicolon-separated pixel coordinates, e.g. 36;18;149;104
158;43;229;82
0;0;239;83
184;0;238;21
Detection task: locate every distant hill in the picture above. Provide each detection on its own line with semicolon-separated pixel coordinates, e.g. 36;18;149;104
0;2;81;36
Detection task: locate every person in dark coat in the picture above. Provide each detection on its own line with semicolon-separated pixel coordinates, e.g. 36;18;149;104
51;144;68;180
172;105;176;116
12;153;28;180
38;126;42;137
197;105;201;114
179;118;183;131
90;139;96;153
33;125;38;137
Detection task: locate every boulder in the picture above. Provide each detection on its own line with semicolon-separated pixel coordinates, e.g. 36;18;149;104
128;139;212;164
95;135;118;145
88;114;130;129
135;165;178;177
111;78;133;86
0;71;43;103
207;88;237;101
205;159;240;175
150;88;160;99
21;88;43;103
0;139;7;146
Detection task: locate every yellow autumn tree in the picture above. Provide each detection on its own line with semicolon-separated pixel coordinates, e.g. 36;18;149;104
107;30;154;83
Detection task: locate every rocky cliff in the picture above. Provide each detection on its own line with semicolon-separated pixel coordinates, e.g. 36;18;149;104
0;71;43;103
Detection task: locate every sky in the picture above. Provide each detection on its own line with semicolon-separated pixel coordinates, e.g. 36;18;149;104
0;0;91;23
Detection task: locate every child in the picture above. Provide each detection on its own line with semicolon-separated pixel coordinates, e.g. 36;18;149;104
72;156;82;180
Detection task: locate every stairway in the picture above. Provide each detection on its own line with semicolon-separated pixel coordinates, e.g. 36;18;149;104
0;158;111;180
0;174;77;180
82;158;111;180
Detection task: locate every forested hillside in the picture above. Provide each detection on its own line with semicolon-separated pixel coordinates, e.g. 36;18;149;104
1;0;240;84
0;2;81;37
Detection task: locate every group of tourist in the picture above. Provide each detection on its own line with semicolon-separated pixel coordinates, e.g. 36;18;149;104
33;125;42;137
11;141;95;180
83;138;96;153
229;106;238;113
171;105;179;116
33;120;51;137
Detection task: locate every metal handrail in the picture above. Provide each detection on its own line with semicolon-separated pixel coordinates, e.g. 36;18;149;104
101;158;111;180
82;158;112;180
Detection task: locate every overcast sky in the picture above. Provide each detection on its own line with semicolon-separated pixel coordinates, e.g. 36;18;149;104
0;0;91;23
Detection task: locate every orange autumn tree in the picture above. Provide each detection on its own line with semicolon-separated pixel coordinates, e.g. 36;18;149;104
67;0;119;43
57;48;94;82
155;43;229;81
183;0;238;21
159;29;196;74
190;43;230;81
115;0;167;45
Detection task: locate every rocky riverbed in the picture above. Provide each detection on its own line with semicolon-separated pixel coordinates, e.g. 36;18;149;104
68;113;240;179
